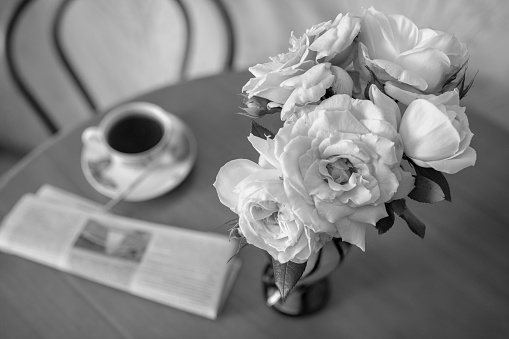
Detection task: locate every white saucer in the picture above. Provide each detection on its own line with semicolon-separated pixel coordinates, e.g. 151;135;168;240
81;114;197;202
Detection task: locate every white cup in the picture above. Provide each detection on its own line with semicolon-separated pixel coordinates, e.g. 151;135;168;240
82;102;174;167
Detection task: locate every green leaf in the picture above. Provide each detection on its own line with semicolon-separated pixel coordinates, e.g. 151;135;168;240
441;58;469;92
364;65;385;99
332;238;352;260
406;158;451;202
389;199;426;238
458;70;478;100
320;87;335;101
376;203;395;234
226;218;241;239
250;120;275;139
227;236;248;263
409;175;447;203
439;58;477;99
272;258;307;301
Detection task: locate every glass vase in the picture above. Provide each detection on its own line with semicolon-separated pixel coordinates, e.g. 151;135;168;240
262;239;351;316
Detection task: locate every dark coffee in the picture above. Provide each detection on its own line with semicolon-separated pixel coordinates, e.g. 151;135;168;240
107;114;164;154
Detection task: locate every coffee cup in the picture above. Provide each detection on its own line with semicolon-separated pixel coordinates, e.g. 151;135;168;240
82;102;174;167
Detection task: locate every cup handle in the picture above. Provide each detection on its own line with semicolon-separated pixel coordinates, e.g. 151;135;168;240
82;127;101;146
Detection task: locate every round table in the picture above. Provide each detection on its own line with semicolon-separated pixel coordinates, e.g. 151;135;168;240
0;71;508;339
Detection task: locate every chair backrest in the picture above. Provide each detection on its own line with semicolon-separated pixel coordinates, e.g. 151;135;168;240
5;0;60;134
3;0;234;140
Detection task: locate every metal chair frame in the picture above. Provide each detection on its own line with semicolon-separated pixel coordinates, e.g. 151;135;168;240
5;0;235;134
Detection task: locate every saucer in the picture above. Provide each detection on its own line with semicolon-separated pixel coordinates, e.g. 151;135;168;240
81;114;197;202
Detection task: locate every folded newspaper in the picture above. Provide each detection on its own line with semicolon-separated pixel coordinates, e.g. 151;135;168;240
0;185;241;319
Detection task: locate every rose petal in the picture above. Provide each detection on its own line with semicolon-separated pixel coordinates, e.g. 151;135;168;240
349;97;399;133
416;32;468;66
310;13;361;60
242;77;262;93
417;28;438;44
424;146;477;174
305;158;356;202
309;105;369;136
400;99;460;161
276;232;311;263
385;81;461;108
321;139;366;160
384;80;425;106
396;48;450;93
372;59;428;90
235;169;282;196
314;198;355;223
214;159;262;211
369;163;399;202
247;62;279;77
334;218;367;251
258;155;274;169
280;63;335;118
330;66;354;96
280;136;314;203
392;168;415;200
387;13;419;53
455;112;474;155
283;180;337;234
239;217;274;249
348;204;388;226
360;133;399;166
359;119;399;145
335;174;376;205
426;89;460;106
316;93;352;111
247;70;303;102
253;86;294;105
360;7;399;61
248;134;279;170
368;84;401;128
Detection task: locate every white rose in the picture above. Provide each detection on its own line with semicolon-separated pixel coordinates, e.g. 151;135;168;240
242;33;315;105
248;88;415;250
399;91;476;174
308;12;361;66
358;7;469;97
214;159;326;263
279;63;335;120
242;12;361;119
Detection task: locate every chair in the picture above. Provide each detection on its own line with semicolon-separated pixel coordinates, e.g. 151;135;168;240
1;0;235;146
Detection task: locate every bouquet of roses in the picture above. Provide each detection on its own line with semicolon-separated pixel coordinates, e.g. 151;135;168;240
214;7;476;301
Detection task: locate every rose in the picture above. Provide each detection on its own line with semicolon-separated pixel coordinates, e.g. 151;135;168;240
249;62;355;122
308;12;361;67
279;63;350;120
242;12;360;121
399;90;476;174
242;32;315;107
248;87;415;250
214;159;327;263
357;7;469;98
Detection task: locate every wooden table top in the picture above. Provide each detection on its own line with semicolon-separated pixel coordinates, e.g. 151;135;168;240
0;71;508;339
